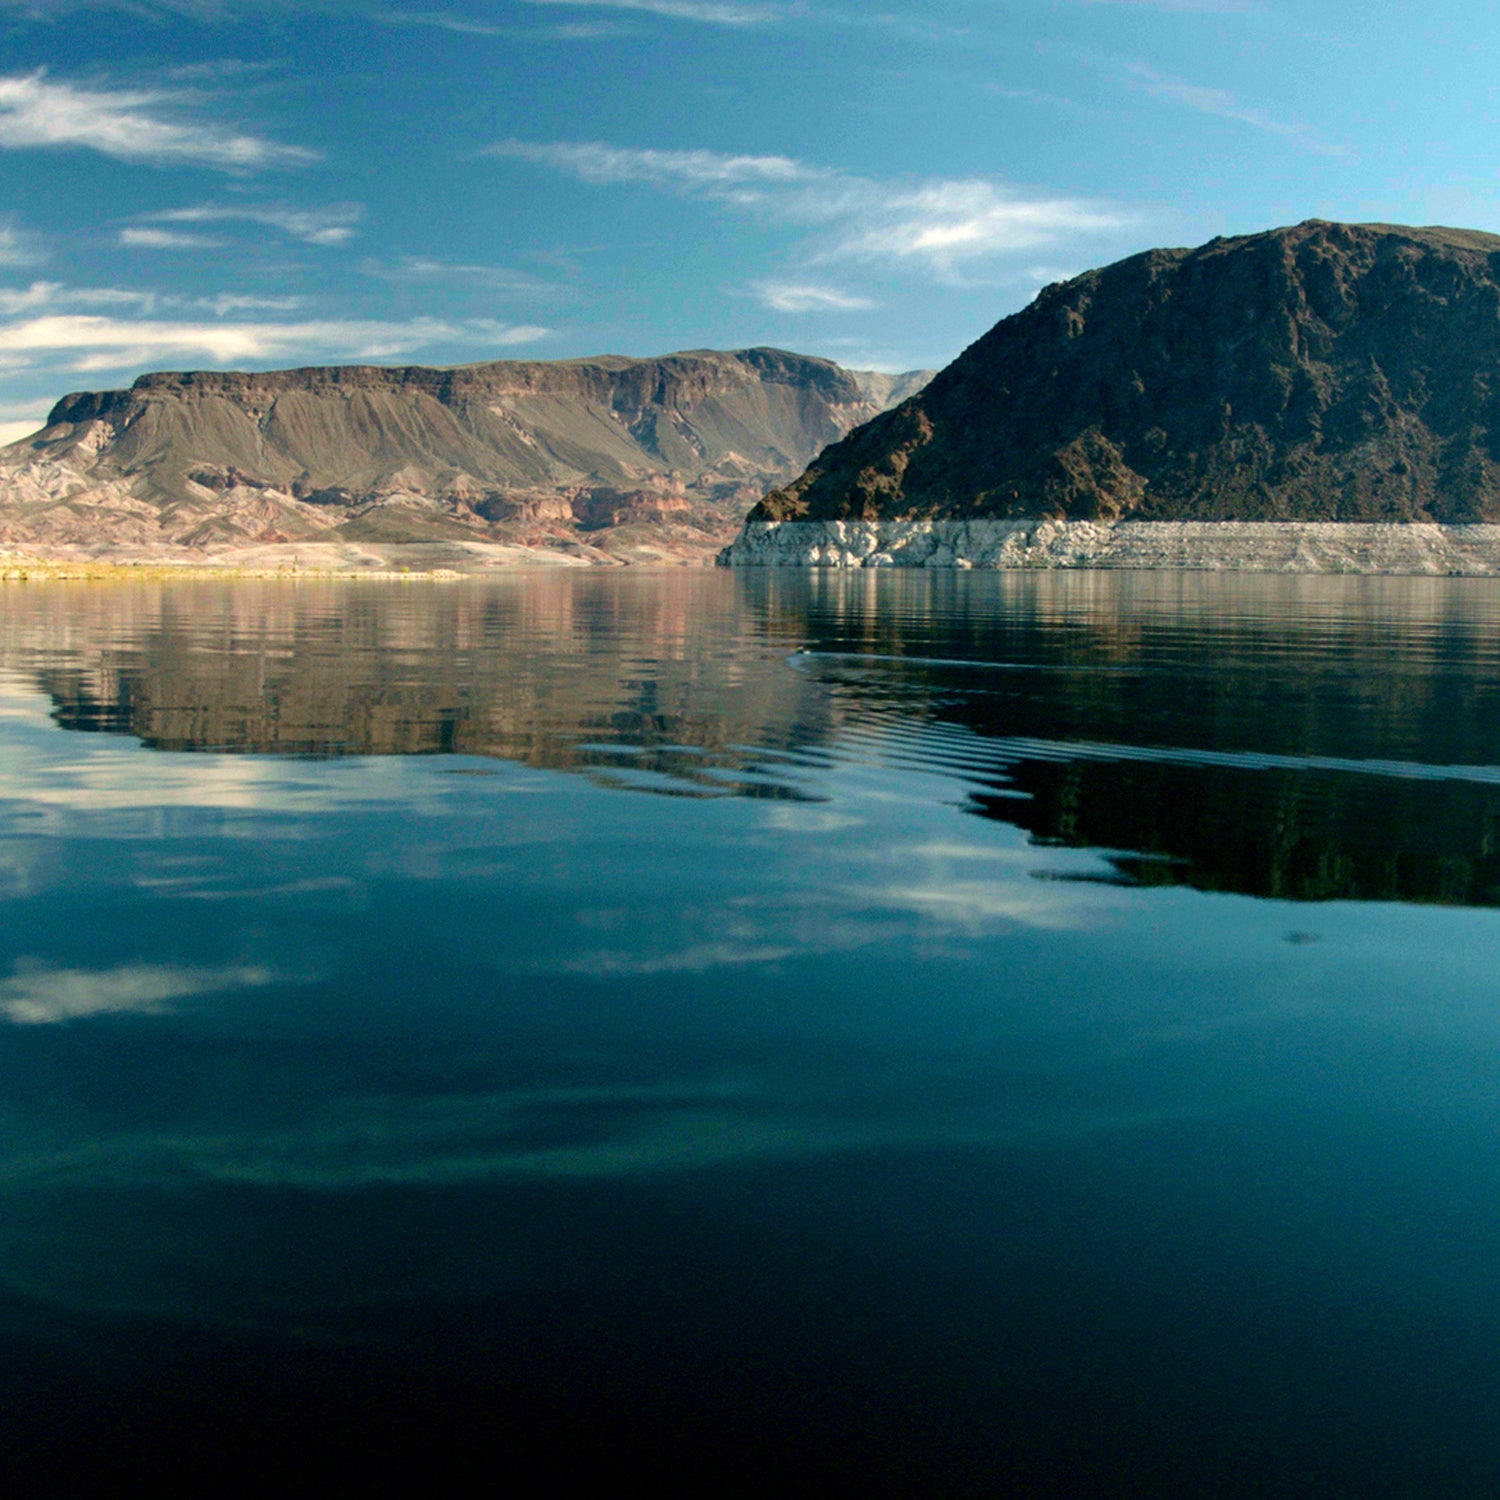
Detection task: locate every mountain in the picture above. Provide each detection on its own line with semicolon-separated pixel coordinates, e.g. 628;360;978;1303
0;348;930;565
746;222;1500;533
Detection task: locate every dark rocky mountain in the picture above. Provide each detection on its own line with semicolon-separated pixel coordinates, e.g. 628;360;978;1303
754;221;1500;525
0;348;929;563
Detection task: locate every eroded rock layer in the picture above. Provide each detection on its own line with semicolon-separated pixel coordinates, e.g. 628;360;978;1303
720;519;1500;573
1;349;929;563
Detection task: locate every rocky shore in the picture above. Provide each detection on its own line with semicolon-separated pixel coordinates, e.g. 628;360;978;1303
718;519;1500;574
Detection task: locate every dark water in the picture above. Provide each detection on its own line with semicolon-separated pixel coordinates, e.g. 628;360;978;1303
4;569;1500;1494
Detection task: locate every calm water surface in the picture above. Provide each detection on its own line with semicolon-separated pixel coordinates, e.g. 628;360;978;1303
3;569;1500;1493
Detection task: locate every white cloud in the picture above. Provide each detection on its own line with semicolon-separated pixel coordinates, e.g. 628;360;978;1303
0;280;57;314
811;340;927;373
7;285;139;316
0;70;317;170
361;254;564;299
163;59;283;84
191;293;307;315
119;227;225;250
141;202;363;244
491;139;820;188
1022;265;1079;286
0;961;272;1025
0;313;552;369
0;216;41;267
0;417;43;443
492;138;1128;275
379;6;511;32
377;8;622;36
1122;61;1350;156
0;281;163;316
0;398;48;420
0;283;310;330
828;178;1122;263
379;8;517;34
63;287;157;308
750;280;875;312
521;0;780;23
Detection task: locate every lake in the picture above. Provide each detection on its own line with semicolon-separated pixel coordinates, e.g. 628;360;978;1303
3;568;1500;1494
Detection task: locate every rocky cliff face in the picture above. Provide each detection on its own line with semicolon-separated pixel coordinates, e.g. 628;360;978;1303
0;348;929;563
752;221;1500;527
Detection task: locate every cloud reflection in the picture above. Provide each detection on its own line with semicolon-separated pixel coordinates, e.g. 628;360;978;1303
545;828;1120;979
0;1079;1222;1195
0;960;273;1024
876;877;1106;932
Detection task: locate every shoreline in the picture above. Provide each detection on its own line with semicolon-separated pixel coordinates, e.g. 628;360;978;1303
0;537;716;580
0;561;469;581
19;520;1500;578
718;519;1500;574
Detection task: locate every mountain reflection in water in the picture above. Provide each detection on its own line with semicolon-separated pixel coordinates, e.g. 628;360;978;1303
7;568;1500;1494
11;568;1500;906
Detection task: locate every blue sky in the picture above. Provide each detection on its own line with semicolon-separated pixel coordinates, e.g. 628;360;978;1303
0;0;1491;439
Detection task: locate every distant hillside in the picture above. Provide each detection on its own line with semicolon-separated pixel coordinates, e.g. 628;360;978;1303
0;348;931;563
752;221;1500;526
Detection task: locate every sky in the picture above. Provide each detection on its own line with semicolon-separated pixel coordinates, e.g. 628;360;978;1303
0;0;1492;441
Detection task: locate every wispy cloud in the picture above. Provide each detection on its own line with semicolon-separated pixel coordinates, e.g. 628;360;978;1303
494;139;820;188
379;8;512;33
812;337;932;374
378;8;623;37
0;216;42;267
491;139;1128;276
360;253;565;299
139;202;363;245
1122;61;1350;156
193;293;308;315
0;398;49;421
163;59;283;84
0;281;167;314
0;0;233;15
830;179;1121;263
0;281;308;320
0;313;551;371
521;0;781;23
1084;0;1256;11
750;280;875;312
985;84;1097;115
0;281;57;315
119;227;225;250
0;70;317;170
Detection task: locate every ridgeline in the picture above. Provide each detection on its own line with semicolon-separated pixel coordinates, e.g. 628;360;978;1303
752;221;1500;528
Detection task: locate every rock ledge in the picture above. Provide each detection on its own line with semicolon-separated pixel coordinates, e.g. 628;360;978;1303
718;519;1500;574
